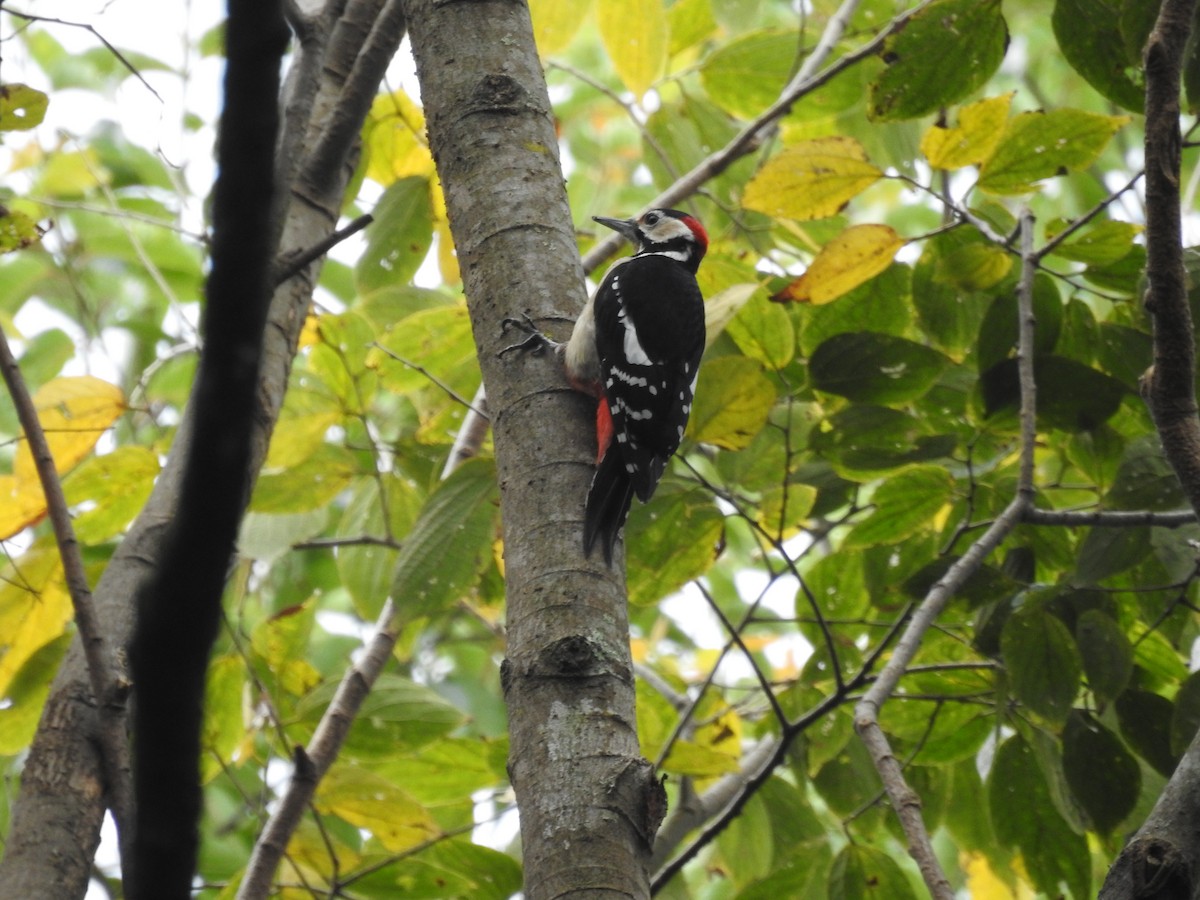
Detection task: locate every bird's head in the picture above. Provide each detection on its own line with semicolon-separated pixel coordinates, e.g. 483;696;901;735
594;208;708;273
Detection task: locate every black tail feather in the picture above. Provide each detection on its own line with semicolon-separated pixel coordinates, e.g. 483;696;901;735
583;451;637;565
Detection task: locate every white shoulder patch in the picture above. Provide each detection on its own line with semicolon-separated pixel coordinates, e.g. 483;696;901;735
618;304;652;366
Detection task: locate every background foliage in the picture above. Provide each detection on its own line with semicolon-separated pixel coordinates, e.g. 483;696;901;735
2;0;1198;896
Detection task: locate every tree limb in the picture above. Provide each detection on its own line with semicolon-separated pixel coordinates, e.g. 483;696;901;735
127;1;289;894
0;326;133;865
852;208;1040;900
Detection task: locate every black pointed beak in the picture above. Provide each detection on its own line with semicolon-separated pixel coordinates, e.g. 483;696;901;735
593;215;641;245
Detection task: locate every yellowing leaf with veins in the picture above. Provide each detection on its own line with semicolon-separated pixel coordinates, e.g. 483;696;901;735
316;764;440;852
364;90;434;186
598;0;668;98
743;137;883;221
921;92;1014;169
0;476;48;540
14;376;125;484
784;224;905;304
529;0;592;54
0;544;73;697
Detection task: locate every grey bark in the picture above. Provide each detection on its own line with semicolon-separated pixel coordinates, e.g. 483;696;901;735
0;3;400;896
401;0;660;896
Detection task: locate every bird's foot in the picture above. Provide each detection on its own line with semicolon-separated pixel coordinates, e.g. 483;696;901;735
499;314;559;357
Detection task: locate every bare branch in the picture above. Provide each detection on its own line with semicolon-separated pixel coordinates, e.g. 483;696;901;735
852;208;1040;900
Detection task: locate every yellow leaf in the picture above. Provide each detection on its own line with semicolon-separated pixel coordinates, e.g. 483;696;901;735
364;90;434;186
0;544;73;697
430;176;460;284
785;224;904;305
529;0;592;54
14;376;125;484
0;475;48;540
598;0;668;98
297;313;321;348
742;137;883;221
316;764;440;852
921;93;1014;170
962;851;1036;899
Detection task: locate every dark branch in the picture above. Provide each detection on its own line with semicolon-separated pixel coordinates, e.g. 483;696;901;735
127;1;289;896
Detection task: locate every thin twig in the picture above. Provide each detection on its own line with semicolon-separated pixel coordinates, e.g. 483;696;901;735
0;324;134;864
370;343;488;415
1035;171;1144;261
274;213;373;284
3;7;166;103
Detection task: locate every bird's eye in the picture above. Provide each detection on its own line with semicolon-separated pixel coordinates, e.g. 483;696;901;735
644;212;660;225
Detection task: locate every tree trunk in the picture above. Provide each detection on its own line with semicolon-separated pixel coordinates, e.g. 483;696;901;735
402;0;662;896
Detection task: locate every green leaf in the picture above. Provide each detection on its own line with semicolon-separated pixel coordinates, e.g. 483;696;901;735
701;30;797;119
979;355;1127;431
978;108;1130;194
1074;525;1151;584
391;458;499;625
868;0;1009;122
1171;672;1200;756
370;304;478;399
1000;606;1081;724
725;289;794;368
689;355;776;449
1116;690;1179;777
976;274;1062;373
627;487;723;605
249;444;359;514
335;478;411;618
1052;0;1145;112
844;464;954;548
1062;710;1140;833
63;446;160;544
0;633;70;755
356;176;434;295
828;844;917;900
799;263;913;355
0;207;43;254
300;673;466;758
989;735;1091;900
809;405;956;474
16;328;74;390
667;0;717;55
1046;219;1142;266
0;84;48;131
809;332;951;404
1075;609;1133;703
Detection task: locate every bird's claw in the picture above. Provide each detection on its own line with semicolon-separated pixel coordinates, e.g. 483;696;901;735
499;315;556;358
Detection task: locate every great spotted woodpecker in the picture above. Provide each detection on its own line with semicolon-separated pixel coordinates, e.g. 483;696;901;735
503;209;707;564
